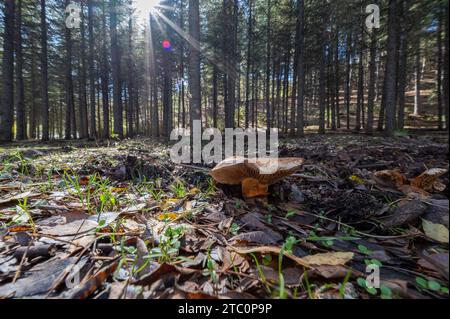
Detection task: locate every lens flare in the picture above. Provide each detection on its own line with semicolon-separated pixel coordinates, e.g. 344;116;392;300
163;40;172;51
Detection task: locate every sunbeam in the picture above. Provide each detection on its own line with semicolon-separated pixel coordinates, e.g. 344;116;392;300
134;0;162;21
153;9;237;79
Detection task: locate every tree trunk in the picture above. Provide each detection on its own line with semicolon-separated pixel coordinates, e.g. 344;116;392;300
366;29;378;135
245;0;253;129
384;0;399;137
189;0;202;130
149;15;159;138
79;2;89;139
344;29;352;130
40;0;50;141
110;0;123;138
212;66;218;128
355;21;364;132
334;24;340;129
296;0;305;136
444;1;449;130
162;46;173;138
330;30;337;131
265;0;272;134
101;1;110;139
413;40;421;116
318;4;327;134
127;14;135;138
30;43;37;139
224;0;237;129
397;0;410;130
88;0;97;138
437;3;443;130
15;0;26;140
0;0;14;142
179;0;186;129
64;0;76;140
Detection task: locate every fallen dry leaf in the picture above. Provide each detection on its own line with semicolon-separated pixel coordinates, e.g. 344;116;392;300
411;168;448;192
300;252;354;266
229;246;353;268
422;218;449;244
373;170;407;189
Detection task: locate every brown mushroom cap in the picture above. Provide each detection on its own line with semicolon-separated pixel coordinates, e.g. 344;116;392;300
210;156;305;186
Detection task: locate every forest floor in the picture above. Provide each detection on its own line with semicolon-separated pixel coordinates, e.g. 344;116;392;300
0;132;448;299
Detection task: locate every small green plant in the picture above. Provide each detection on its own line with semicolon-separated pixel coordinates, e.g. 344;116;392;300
339;270;353;298
145;226;185;264
170;179;187;198
12;152;30;176
114;237;137;280
364;258;382;267
357;277;377;295
1;152;30;176
302;271;314;299
380;286;393;299
205;178;218;195
250;253;271;294
356;277;393;299
202;250;219;284
42;169;55;192
230;223;240;236
262;254;272;266
63;170;91;212
285;210;296;219
95;177;118;213
394;129;409;137
148;182;163;201
416;277;448;294
357;244;373;255
277;236;300;299
307;231;358;245
16;198;36;234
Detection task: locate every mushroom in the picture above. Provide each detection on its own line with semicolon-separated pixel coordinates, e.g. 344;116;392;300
210;156;305;198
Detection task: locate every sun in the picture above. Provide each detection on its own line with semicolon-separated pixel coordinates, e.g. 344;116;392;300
134;0;162;21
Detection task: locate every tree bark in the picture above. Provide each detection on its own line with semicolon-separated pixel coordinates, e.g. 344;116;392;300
413;40;422;116
110;0;123;138
344;29;352;130
334;24;340;129
127;14;135;138
40;0;50;141
101;1;110;139
189;0;201;130
224;0;237;129
384;0;399;137
296;0;305;136
366;29;378;135
79;2;89;139
397;0;410;130
148;14;159;138
265;0;272;134
355;20;364;132
15;0;26;140
88;0;97;138
437;4;443;130
64;0;76;140
318;4;327;134
245;0;253;129
444;1;449;130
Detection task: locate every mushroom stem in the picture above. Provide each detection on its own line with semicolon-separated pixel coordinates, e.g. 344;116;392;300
242;178;269;198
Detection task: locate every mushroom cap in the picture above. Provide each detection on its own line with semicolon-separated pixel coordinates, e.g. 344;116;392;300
210;156;304;185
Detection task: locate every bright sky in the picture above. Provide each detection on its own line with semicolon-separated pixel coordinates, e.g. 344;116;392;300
133;0;162;22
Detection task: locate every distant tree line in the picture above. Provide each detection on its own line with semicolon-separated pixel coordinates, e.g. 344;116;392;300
0;0;448;142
